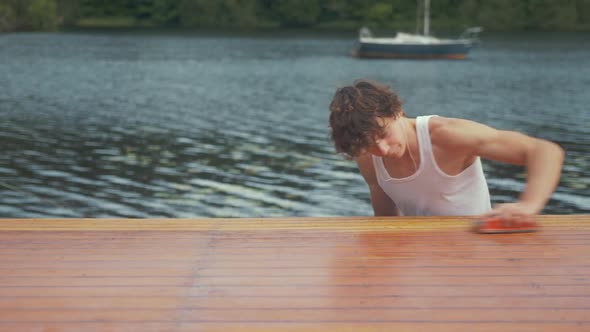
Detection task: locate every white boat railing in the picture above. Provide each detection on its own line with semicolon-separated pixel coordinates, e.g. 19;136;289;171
358;26;482;45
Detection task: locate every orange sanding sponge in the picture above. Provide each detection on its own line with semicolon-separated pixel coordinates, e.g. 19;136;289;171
472;217;539;234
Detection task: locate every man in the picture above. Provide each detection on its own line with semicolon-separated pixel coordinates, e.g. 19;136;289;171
328;79;564;222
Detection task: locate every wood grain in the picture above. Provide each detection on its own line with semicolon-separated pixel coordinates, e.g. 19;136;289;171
0;215;588;331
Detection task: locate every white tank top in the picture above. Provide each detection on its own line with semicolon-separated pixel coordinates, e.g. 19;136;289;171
372;115;492;216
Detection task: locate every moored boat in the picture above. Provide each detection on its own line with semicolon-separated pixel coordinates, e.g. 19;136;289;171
352;0;482;60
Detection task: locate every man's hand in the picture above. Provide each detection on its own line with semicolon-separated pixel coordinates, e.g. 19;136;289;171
477;201;539;225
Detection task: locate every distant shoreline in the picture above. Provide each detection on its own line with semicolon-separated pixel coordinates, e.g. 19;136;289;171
5;25;590;36
3;0;589;34
3;16;590;34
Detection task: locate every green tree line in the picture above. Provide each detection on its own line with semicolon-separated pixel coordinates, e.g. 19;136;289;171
1;0;589;32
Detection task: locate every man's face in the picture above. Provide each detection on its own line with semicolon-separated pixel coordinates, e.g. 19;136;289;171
365;117;406;158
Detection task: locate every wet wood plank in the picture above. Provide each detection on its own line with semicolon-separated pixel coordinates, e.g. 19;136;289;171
0;215;589;331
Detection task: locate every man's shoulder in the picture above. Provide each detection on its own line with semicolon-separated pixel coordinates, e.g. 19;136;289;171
428;116;487;151
429;114;473;123
355;153;374;170
428;116;463;136
429;115;485;132
355;154;379;185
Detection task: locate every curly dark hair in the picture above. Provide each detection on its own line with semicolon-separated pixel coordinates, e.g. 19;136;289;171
328;79;403;158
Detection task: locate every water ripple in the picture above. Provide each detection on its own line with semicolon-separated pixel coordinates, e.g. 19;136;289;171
1;32;588;217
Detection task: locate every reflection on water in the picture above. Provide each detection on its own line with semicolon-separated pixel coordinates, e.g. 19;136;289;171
0;31;588;217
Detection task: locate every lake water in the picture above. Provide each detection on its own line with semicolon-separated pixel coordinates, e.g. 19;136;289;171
0;31;589;217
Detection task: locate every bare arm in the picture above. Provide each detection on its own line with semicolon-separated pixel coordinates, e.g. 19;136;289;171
356;154;399;216
434;118;564;218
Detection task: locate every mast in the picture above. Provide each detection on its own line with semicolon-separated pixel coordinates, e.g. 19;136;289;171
415;0;421;34
423;0;430;36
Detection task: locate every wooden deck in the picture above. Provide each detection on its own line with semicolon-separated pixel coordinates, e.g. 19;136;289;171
0;215;589;332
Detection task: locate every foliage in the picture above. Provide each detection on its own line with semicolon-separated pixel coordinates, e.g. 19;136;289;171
27;0;59;30
1;0;589;32
270;0;321;27
178;0;261;28
0;2;16;32
0;0;59;31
